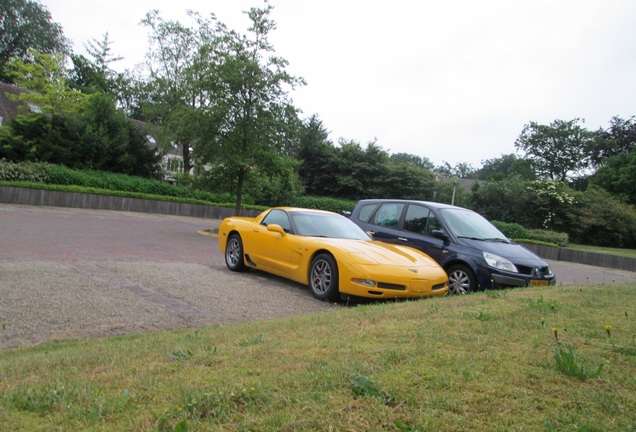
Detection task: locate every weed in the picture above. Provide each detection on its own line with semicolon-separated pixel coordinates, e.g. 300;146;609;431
553;344;604;380
350;375;394;405
167;348;192;361
238;334;265;347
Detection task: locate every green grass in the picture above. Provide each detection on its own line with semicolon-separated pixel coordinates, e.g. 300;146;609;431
1;285;636;431
567;243;636;259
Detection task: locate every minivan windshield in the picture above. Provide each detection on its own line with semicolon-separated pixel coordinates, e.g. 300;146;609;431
439;208;509;242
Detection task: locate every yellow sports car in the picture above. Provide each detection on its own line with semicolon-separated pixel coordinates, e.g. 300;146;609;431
218;207;449;301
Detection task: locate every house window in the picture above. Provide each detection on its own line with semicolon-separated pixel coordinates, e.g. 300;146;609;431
28;103;42;113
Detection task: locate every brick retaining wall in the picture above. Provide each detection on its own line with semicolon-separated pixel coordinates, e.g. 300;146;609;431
0;186;260;220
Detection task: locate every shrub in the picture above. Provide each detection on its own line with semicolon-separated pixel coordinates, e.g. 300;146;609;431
491;221;529;239
287;195;357;214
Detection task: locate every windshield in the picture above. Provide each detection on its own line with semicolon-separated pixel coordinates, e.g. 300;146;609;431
291;212;371;240
439;208;508;241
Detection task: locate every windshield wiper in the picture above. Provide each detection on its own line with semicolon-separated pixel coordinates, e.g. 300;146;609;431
483;237;511;243
457;236;510;243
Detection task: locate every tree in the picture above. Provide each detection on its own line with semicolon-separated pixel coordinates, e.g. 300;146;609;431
435;161;476;179
195;4;305;213
137;10;221;177
514;118;595;181
68;33;132;107
0;0;69;82
4;50;89;116
296;114;335;196
591;151;636;205
589;115;636;167
389;152;435;171
476;153;535;181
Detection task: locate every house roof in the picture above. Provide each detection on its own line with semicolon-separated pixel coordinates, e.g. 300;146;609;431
0;82;30;126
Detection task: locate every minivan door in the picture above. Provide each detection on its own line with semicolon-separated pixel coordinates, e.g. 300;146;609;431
366;202;406;246
398;203;450;264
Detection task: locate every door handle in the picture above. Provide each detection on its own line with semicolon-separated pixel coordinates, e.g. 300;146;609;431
398;237;408;242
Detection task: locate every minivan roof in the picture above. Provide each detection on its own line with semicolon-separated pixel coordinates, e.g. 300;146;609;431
357;199;466;211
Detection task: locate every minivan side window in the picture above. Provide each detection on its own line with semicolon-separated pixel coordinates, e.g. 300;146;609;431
357;204;379;223
372;203;404;227
404;205;443;236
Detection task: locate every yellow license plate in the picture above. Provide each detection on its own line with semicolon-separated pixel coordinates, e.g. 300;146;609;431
530;280;549;286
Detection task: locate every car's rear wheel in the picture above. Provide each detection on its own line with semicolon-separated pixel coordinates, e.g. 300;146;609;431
447;264;476;295
225;233;247;272
309;253;339;301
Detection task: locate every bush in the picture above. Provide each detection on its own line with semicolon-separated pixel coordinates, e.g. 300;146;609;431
491;221;529;239
287;195;357;214
492;220;568;247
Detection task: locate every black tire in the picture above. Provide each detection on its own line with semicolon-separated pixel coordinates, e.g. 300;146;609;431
447;264;476;295
309;253;339;301
225;233;247;272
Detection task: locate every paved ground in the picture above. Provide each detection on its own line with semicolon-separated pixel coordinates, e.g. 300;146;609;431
1;204;635;349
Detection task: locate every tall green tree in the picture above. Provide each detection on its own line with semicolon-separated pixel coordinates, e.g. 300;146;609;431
476;153;536;181
195;4;305;213
68;32;132;108
389;152;435;170
0;0;69;81
4;50;89;115
514;118;595;181
137;10;206;175
296;114;335;196
589;115;635;167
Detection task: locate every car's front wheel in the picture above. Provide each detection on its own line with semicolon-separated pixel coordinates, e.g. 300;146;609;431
225;233;247;272
447;264;476;295
309;253;339;301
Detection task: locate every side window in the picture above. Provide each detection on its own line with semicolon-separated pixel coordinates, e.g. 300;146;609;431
371;203;404;228
404;205;430;234
357;204;379;223
404;205;443;236
261;209;292;233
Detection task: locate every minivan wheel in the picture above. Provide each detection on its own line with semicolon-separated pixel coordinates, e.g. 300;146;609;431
447;264;476;295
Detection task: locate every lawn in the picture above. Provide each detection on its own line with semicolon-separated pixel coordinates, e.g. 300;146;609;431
567;243;636;259
1;283;635;431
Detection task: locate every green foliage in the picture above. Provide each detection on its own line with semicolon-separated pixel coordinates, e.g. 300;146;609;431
553;344;604;381
515;118;596;181
591;151;636;206
526;229;569;247
287;195;357;214
0;0;69;82
491;220;529;239
568;187;636;248
476;153;536;181
5;50;89;116
0;94;162;178
0;160;235;206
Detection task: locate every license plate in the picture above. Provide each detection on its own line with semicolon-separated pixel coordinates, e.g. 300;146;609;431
530;280;549;286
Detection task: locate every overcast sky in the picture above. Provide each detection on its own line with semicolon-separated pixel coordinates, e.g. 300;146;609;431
41;0;636;168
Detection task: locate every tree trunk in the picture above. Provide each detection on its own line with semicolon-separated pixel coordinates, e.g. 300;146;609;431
234;168;245;216
181;143;192;175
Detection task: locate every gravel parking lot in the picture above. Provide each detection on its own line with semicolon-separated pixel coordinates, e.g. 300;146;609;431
0;204;337;349
1;204;635;349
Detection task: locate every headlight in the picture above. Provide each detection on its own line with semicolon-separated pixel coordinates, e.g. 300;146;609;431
483;252;518;273
352;278;376;287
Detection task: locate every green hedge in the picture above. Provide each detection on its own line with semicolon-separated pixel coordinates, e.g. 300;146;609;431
0;161;356;214
492;220;569;247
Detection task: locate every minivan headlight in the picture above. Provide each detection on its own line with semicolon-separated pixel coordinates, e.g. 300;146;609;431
483;252;518;272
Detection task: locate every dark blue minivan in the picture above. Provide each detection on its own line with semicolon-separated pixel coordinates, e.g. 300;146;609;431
350;199;556;294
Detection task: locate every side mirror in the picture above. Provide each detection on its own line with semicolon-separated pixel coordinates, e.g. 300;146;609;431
366;231;375;239
267;224;286;236
431;229;448;240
